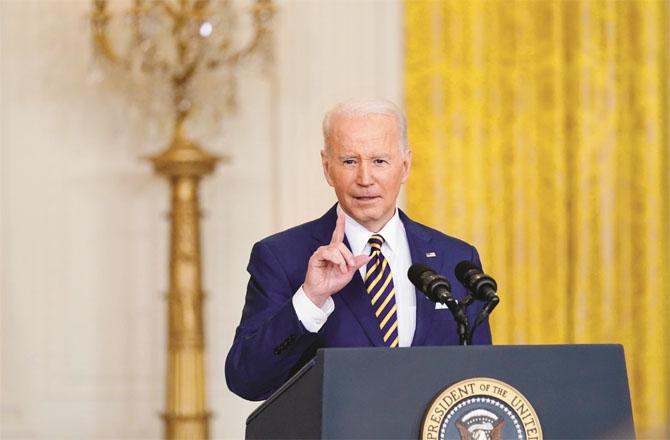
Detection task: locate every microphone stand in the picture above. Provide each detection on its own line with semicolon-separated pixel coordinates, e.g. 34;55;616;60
466;296;499;343
456;319;469;346
459;295;474;345
447;296;471;346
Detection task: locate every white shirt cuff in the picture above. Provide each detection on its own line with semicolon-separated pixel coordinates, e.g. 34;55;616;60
292;286;335;333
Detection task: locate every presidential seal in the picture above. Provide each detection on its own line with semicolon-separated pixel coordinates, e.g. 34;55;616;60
421;378;542;440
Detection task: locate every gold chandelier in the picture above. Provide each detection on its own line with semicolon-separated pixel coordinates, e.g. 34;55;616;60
90;1;274;438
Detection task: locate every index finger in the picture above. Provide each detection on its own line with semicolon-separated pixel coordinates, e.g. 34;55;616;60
331;210;345;244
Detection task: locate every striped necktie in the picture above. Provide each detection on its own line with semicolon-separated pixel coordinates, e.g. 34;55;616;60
364;234;399;348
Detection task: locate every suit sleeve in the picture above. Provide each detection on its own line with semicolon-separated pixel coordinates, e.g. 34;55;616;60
468;246;493;345
225;241;320;400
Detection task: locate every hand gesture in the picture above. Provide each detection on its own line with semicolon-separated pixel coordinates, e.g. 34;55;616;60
303;211;370;307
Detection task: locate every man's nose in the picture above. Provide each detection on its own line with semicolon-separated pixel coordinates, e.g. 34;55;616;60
356;160;373;186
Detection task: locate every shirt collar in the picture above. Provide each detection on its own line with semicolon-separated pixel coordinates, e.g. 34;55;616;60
338;204;404;255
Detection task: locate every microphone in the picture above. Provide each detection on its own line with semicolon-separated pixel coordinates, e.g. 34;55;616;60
407;263;453;305
408;264;470;345
454;260;500;330
454;261;498;302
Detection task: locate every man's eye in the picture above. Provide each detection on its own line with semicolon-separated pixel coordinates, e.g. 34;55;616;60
343;159;356;165
373;159;389;165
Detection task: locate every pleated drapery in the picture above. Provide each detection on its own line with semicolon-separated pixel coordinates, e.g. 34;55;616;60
405;1;669;436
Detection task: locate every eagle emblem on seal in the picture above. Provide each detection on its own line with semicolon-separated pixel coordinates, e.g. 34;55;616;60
455;409;505;440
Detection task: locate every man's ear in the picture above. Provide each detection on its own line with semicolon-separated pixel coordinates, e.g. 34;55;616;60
321;149;334;187
401;148;412;184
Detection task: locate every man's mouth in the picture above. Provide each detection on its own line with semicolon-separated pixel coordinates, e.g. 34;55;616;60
354;195;380;202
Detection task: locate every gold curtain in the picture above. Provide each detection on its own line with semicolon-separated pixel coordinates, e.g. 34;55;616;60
405;0;669;437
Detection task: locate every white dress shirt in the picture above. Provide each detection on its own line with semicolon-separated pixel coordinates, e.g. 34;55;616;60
292;205;416;347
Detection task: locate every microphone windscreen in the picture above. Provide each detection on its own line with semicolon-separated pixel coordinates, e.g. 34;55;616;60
407;263;431;286
455;260;478;283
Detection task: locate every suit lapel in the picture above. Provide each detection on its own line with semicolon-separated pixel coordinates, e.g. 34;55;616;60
311;205;385;346
400;210;442;347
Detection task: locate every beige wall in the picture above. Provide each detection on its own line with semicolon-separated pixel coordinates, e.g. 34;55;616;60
0;0;402;438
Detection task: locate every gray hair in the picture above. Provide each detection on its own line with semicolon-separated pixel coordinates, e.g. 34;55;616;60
322;98;408;151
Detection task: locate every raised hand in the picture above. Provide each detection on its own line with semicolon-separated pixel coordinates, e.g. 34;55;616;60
302;211;370;307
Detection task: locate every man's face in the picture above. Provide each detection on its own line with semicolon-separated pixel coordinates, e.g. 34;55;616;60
321;113;412;232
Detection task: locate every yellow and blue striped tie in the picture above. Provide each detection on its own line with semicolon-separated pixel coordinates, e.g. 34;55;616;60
365;234;399;348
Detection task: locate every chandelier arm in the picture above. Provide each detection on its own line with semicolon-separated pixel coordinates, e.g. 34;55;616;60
193;0;211;11
156;0;178;20
217;0;273;65
91;0;122;64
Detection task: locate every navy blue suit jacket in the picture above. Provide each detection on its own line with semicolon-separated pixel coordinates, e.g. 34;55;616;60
225;205;492;400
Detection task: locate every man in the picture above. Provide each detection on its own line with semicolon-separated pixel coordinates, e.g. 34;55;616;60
225;99;491;401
